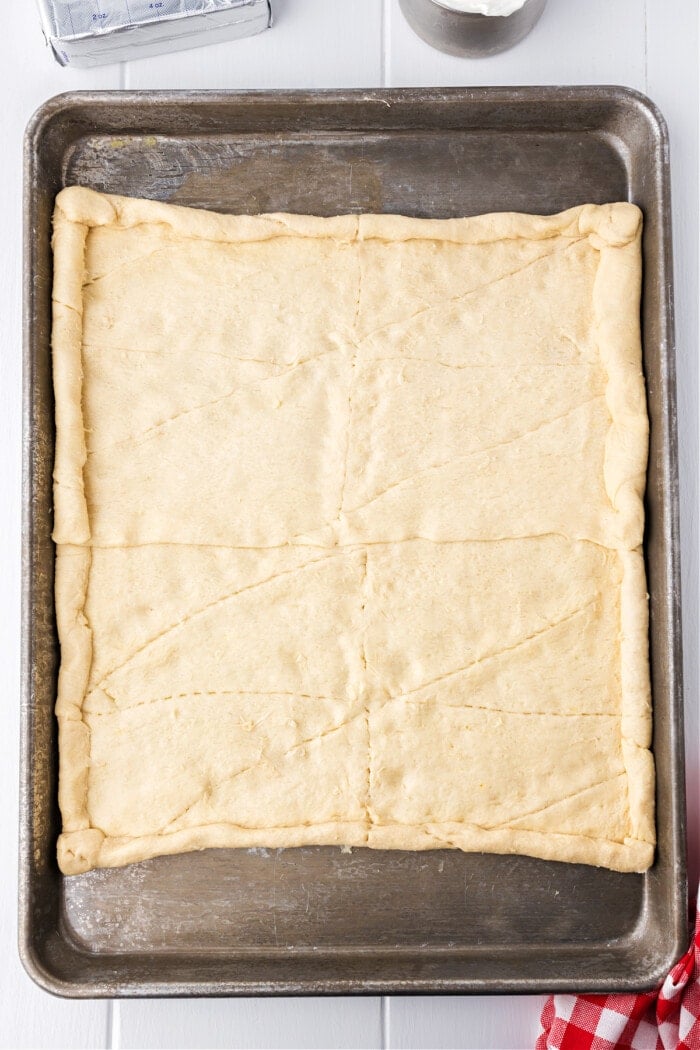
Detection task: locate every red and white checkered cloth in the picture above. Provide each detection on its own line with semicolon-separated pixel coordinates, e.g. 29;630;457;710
536;890;700;1050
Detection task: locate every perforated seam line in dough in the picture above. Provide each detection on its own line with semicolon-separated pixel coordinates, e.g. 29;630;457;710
366;773;629;839
368;354;591;372
400;700;619;719
91;549;349;692
153;711;367;838
342;394;606;519
86;688;350;716
78;533;631;553
353;236;585;347
484;771;627;832
82;340;272;364
84;344;343;460
391;595;601;702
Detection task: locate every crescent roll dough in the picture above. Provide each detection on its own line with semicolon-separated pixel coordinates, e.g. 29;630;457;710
51;187;653;875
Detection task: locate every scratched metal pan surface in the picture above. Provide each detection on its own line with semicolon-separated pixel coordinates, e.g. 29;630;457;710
21;88;686;997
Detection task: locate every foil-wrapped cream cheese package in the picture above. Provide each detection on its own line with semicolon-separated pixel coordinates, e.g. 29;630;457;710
36;0;272;67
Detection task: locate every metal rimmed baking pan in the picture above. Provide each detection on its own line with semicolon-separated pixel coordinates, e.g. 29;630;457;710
21;87;686;997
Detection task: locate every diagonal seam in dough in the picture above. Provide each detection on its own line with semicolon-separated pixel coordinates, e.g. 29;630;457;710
85;252;266;293
343;394;605;516
356;237;584;345
157;711;366;835
93;550;350;690
83;245;182;287
485;772;627;831
394;595;600;701
85;346;342;459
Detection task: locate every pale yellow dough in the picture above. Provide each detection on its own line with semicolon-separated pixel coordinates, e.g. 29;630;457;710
52;186;653;875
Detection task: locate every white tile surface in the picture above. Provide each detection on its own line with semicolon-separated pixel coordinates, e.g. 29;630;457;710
386;995;547;1049
126;0;384;89
1;1;697;1048
118;998;383;1049
386;0;647;88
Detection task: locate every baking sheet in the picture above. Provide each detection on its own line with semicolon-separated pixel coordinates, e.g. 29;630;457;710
20;88;687;996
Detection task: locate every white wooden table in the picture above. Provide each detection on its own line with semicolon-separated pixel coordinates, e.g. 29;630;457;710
1;2;697;1047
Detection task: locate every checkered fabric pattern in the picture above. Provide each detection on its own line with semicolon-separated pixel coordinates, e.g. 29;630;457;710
536;891;700;1050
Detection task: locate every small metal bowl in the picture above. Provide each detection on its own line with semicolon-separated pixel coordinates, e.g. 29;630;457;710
399;0;547;57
